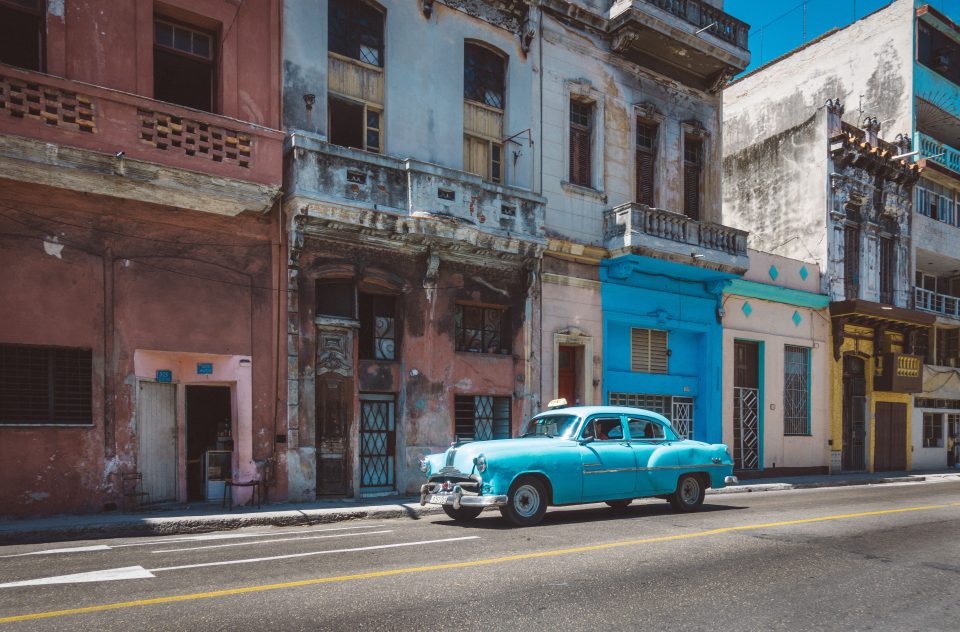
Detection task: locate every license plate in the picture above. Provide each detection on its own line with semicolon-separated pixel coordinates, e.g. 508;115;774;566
429;494;449;504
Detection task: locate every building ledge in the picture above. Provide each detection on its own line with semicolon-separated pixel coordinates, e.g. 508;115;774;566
724;279;830;309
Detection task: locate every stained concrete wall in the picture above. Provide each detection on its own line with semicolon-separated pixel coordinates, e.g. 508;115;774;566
282;0;537;190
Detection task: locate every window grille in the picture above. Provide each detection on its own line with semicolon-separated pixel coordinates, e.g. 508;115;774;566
923;412;944;448
0;344;92;425
328;0;384;67
455;304;510;354
636;121;657;206
464;43;505;109
359;293;398;361
569;99;593;187
683;136;702;220
455;395;511;441
608;392;693;439
783;345;810;435
630;328;668;374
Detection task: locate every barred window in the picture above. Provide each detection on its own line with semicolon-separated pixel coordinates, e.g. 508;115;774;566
455;395;510;441
464;43;505;109
359;293;398;361
608;392;693;439
783;345;810;435
630;328;668;374
455;304;510;354
0;344;92;425
923;412;944;448
328;0;384;67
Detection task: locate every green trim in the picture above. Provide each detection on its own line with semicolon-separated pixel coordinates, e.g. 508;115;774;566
725;279;830;309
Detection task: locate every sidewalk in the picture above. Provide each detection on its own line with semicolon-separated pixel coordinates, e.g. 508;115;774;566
2;469;959;545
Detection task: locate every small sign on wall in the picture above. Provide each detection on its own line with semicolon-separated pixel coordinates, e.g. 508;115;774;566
197;362;214;375
156;370;173;383
830;450;842;474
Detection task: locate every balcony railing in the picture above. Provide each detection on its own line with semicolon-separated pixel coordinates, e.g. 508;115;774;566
645;0;749;49
603;203;748;268
0;65;282;187
874;353;924;393
915;131;960;175
915;286;960;319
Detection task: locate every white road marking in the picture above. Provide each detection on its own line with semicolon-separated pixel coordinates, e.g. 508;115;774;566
0;545;110;559
151;529;394;553
105;524;387;548
151;536;482;572
0;566;155;588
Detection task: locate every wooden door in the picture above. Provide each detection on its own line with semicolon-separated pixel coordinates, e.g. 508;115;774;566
317;377;351;495
558;345;577;404
137;382;177;502
875;402;907;471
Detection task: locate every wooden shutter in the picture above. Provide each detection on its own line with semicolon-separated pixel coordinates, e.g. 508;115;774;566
683;163;700;220
570;125;591;186
463;135;489;179
637;149;655;206
631;328;668;374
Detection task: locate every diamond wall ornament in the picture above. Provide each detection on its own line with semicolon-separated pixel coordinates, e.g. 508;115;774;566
768;265;779;281
799;265;809;281
792;310;802;326
741;301;753;317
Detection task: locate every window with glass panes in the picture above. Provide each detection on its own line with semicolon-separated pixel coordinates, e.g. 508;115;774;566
463;43;506;183
455;304;510;354
916;179;956;225
154;18;216;112
923;412;944;447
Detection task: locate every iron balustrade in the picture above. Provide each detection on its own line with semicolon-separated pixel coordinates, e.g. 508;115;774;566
916;131;960;174
645;0;749;49
915;287;960;319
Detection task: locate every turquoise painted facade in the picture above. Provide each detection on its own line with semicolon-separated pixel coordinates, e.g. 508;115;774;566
600;255;738;444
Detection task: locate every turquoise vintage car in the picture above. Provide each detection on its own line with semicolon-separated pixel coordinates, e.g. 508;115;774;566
419;404;737;526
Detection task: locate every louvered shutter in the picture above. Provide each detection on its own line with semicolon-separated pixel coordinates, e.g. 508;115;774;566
570;125;591;186
631;328;668;374
636;149;655;206
683;163;700;220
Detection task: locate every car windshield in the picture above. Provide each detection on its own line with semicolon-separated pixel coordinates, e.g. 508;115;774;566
519;414;581;439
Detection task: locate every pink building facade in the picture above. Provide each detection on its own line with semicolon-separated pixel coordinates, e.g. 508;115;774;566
0;0;285;516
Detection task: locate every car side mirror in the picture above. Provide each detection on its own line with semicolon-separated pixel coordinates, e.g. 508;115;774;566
579;436;594;445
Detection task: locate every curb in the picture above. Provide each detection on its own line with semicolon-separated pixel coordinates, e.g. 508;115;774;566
708;474;929;495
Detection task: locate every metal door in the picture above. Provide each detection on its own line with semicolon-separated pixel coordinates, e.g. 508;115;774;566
842;355;867;471
359;394;395;492
137;382;177;502
733;341;760;470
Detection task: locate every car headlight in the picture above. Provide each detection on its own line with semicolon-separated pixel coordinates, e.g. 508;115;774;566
418;456;430;475
473;455;487;473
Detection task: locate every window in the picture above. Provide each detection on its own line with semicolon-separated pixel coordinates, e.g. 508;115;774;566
0;0;44;71
328;97;382;153
463;43;506;183
454;395;510;441
569;99;594;187
636;121;658;206
918;21;960;86
844;224;860;299
683;136;703;220
328;0;384;67
949;414;960;441
923;412;944;448
783;345;810;435
935;328;960;367
916;179;956;225
154;18;216;112
359;293;397;361
608;392;693;439
627;418;665;440
582;417;623;441
0;344;92;425
455;304;510;354
879;235;895;305
316;280;355;319
630;328;668;374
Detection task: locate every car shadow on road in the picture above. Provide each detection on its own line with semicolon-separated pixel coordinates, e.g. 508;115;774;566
433;500;748;530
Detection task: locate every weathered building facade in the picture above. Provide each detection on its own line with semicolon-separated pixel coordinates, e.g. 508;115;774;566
0;0;284;515
721;250;831;475
723;6;937;472
281;0;545;500
536;0;751;444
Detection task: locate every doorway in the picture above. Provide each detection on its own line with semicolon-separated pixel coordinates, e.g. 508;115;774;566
558;345;578;404
359;394;396;493
185;385;232;501
137;382;177;502
733;340;761;470
842;355;867;471
874;401;907;471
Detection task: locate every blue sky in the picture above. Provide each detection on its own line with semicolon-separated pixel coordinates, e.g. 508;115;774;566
727;0;960;74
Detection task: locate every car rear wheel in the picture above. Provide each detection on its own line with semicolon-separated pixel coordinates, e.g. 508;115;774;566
605;499;632;510
669;474;705;512
500;476;548;527
442;505;484;521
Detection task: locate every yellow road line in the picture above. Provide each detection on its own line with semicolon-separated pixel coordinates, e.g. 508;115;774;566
3;501;959;624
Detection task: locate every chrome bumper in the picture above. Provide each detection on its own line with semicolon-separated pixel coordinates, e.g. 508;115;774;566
420;483;507;509
724;475;739;485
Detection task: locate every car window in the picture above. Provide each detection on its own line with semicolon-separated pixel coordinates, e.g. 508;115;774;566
584;417;623;441
627;418;665;440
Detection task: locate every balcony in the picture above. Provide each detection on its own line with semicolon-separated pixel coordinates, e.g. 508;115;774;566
915;131;960;176
285;134;546;261
874;352;924;393
602;203;748;273
0;65;283;214
915;287;960;319
608;0;750;91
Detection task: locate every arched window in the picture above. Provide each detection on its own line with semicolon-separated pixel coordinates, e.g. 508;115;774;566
463;42;507;183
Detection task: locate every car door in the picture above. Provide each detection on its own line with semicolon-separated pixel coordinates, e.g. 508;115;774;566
579;415;637;501
626;416;678;495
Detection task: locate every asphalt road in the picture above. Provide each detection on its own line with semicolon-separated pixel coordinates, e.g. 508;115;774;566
2;481;960;631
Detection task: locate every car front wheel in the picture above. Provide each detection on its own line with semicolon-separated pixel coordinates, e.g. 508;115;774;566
442;505;484;521
500;476;548;527
669;474;705;512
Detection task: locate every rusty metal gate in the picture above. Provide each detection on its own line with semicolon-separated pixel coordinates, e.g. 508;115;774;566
359;394;395;492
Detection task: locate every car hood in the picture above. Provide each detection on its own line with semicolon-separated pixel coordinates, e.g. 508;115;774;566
426;437;576;475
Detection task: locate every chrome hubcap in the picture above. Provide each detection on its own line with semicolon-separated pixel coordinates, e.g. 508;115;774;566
680;477;701;505
513;484;540;518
